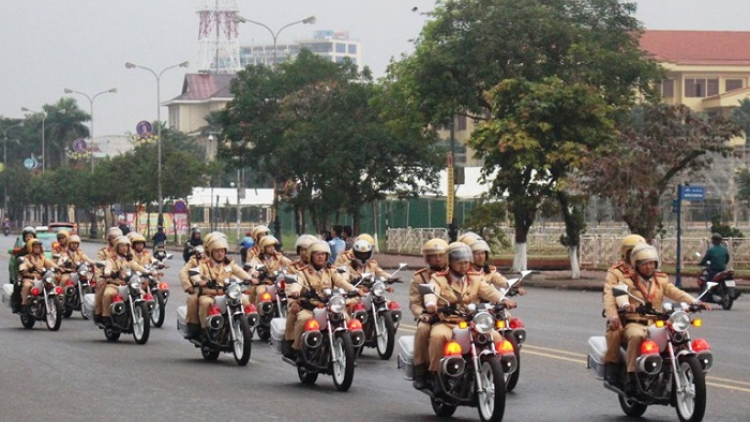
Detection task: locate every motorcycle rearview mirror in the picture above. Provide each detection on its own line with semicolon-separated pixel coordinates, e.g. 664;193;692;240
466;303;477;314
52;253;60;260
283;273;298;283
614;283;646;305
256;264;267;273
17;256;25;263
188;268;201;277
166;254;173;260
323;288;332;296
94;260;106;268
336;266;348;274
662;302;674;313
418;283;435;296
390;263;408;278
695;281;719;301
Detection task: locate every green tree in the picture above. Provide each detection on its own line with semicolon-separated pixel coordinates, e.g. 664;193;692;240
390;0;661;271
39;98;90;168
585;104;741;239
731;98;750;136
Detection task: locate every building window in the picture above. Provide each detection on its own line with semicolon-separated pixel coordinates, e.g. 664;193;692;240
685;78;719;97
348;44;357;54
335;43;346;53
457;115;467;131
660;79;674;97
726;79;744;92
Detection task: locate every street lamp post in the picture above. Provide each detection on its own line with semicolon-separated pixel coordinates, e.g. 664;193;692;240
235;15;316;68
125;61;189;229
63;88;117;172
235;15;315;241
20;107;46;174
2;123;23;217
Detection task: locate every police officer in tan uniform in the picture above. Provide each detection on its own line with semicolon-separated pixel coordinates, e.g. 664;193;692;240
340;238;391;281
601;234;646;386
286;241;358;358
248;235;292;306
179;243;205;339
93;227;123;322
53;230;71;254
130;234;153;267
281;234;318;355
56;235;92;287
244;225;270;264
18;239;58;307
101;236;149;326
333;234;376;267
604;244;708;393
463;238;512;290
423;243;516;387
410;238;448;390
194;235;253;335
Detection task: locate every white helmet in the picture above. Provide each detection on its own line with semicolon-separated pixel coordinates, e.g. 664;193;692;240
353;239;373;262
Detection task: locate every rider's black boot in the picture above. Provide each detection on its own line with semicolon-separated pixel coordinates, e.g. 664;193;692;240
605;363;622;389
413;364;430;390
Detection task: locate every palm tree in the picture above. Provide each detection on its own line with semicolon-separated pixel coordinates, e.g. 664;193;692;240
42;98;90;168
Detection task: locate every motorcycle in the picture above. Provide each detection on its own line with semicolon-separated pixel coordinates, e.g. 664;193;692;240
142;253;173;328
492;271;532;392
248;263;288;342
587;282;717;422
269;273;365;392
3;223;10;236
2;262;63;331
60;260;96;319
397;283;518;422
176;272;260;366
696;261;739;311
84;267;154;344
348;263;407;360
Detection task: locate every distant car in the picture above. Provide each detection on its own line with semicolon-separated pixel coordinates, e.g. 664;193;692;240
47;222;77;235
7;232;58;285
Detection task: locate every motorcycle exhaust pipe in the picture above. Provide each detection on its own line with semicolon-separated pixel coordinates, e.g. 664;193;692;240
110;302;125;316
636;355;663;375
696;352;713;372
206;315;224;331
301;331;323;349
440;356;466;378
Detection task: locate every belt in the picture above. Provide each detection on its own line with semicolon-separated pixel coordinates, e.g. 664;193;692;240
625;317;653;326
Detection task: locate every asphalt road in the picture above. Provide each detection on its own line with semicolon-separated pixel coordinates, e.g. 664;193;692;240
0;236;748;422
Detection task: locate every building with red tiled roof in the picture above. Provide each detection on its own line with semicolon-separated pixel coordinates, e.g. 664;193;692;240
640;30;750;121
164;73;233;134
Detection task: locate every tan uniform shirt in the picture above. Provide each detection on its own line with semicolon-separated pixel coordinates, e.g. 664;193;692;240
343;259;390;283
249;251;292;273
333;250;354;268
58;249;92;273
103;254;148;285
409;267;436;317
602;261;636;320
606;271;695;324
95;246;116;278
244;246;260;265
194;257;250;297
132;250;153;268
179;256;203;292
19;254;57;278
424;270;502;323
475;264;509;289
292;265;356;301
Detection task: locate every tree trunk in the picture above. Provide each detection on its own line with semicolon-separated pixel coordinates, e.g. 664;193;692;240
352;211;361;235
512;242;527;271
568;245;580;279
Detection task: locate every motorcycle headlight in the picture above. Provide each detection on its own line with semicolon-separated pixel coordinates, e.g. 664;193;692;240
226;284;242;300
473;312;495;334
329;296;346;314
372;282;386;297
128;276;141;290
669;311;691;333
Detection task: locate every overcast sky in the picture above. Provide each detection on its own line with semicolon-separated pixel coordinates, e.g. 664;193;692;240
1;0;748;140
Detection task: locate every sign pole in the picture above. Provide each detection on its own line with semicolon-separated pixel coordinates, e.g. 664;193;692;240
676;184;683;288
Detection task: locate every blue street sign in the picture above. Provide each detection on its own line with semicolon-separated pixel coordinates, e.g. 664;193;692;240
73;138;88;152
680;185;705;201
23;158;34;169
136;120;153;137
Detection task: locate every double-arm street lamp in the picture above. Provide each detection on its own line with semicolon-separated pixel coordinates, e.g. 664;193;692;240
235;15;316;68
235;15;315;240
125;61;189;228
63;87;117;171
20;107;47;174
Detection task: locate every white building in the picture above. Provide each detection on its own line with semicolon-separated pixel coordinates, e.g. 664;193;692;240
240;30;362;67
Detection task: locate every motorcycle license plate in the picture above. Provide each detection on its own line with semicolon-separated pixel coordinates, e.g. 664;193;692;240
725;280;736;287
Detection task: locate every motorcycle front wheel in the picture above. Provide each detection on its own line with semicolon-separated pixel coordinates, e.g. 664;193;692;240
674;355;706;422
477;357;507;422
132;302;150;345
151;290;166;328
375;312;396;360
46;297;62;331
232;315;252;366
332;332;355;392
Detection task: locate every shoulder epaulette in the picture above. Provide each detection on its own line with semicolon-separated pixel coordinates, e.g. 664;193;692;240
434;270;449;277
415;268;429;275
466;269;481;275
487;265;497;272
